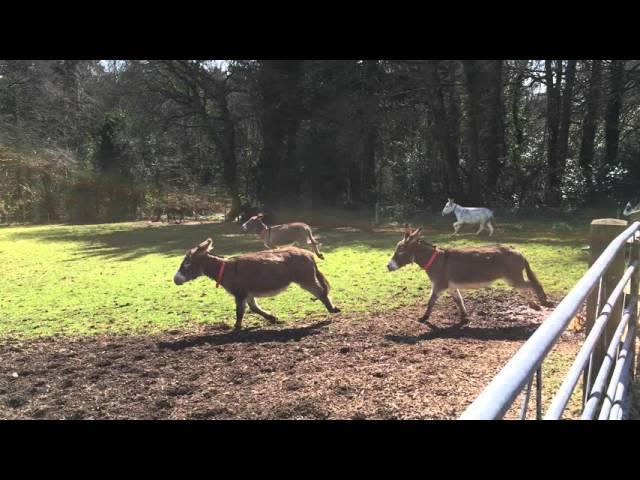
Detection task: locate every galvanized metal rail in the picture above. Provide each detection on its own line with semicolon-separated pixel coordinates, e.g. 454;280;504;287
460;221;640;420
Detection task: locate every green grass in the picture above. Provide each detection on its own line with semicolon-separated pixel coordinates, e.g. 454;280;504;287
0;219;591;339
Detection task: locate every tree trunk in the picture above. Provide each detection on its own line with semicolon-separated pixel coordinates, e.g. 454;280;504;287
427;60;462;197
579;60;603;203
213;86;242;220
257;60;304;211
604;60;624;167
511;66;525;163
558;60;577;176
358;60;379;208
486;60;504;193
217;136;241;221
462;60;482;203
545;60;562;206
280;61;304;206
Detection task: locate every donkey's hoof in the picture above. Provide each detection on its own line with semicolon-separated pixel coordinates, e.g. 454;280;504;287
528;302;542;311
317;254;325;260
266;316;278;324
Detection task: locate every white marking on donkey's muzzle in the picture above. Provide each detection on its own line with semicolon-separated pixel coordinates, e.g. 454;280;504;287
173;271;187;285
387;258;399;271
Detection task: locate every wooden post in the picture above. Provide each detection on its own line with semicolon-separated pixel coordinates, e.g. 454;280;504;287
629;210;640;224
583;218;628;404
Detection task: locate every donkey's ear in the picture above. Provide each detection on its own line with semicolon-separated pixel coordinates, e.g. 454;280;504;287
256;213;264;218
197;238;213;251
407;227;422;242
403;224;411;240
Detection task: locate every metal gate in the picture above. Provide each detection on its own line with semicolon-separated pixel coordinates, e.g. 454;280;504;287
460;220;640;420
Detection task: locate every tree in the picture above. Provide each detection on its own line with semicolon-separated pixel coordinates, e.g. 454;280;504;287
604;60;624;167
144;60;243;217
426;60;462;198
579;59;603;202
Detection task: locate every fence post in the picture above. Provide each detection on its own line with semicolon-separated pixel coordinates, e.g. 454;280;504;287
583;219;628;403
629;231;639;385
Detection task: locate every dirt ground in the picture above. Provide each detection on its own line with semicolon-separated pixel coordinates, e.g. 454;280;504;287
0;291;581;420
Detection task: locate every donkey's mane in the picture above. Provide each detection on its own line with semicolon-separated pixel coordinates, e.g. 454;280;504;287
416;239;436;249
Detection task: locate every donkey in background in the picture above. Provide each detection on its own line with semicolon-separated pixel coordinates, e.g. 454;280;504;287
242;213;325;259
173;239;339;330
386;227;548;325
623;201;640;217
442;198;495;236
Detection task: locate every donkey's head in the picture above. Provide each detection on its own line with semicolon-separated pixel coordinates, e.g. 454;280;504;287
387;226;423;271
241;214;266;233
173;238;214;285
442;198;456;216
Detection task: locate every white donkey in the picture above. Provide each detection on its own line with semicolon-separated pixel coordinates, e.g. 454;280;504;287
623;201;640;217
442;198;495;236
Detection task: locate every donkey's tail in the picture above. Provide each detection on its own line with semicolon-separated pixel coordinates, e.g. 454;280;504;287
306;227;325;259
305;227;320;245
524;259;548;304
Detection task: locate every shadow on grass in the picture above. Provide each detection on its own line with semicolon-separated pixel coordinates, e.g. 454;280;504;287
7;219;588;263
157;320;332;350
385;322;539;344
8;222;261;262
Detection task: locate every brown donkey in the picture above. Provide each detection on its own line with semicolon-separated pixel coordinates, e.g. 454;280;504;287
386;227;548;325
241;214;325;259
173;239;340;330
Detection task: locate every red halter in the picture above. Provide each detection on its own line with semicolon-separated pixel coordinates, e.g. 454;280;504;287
216;261;226;288
422;250;440;272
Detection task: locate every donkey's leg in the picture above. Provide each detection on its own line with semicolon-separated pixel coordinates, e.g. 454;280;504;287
451;222;462;236
234;295;248;330
487;222;494;236
475;223;485;235
449;288;468;322
419;285;445;323
247;297;277;324
298;274;340;314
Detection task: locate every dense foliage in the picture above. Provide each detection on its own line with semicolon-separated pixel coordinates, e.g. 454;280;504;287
1;60;639;224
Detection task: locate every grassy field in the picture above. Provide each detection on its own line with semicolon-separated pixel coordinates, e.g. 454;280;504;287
0;217;591;339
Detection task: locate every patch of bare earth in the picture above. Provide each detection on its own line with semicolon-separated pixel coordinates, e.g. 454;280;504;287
0;291;580;420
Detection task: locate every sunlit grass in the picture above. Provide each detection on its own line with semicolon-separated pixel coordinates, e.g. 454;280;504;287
0;219;590;338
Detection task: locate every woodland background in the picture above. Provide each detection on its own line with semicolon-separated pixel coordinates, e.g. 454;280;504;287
1;60;639;224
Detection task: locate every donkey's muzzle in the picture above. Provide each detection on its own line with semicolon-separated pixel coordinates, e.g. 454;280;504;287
173;271;187;285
